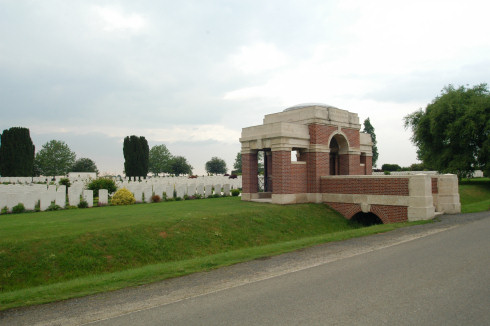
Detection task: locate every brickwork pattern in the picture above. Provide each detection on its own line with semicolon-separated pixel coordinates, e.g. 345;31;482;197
321;177;409;196
339;154;361;175
326;202;408;224
431;177;438;194
308;124;338;145
371;205;408;223
365;156;373;175
272;151;292;194
303;152;329;193
326;202;361;219
341;128;360;148
242;153;258;193
290;164;307;193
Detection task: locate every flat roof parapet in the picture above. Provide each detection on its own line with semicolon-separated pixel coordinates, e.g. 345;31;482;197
263;103;360;128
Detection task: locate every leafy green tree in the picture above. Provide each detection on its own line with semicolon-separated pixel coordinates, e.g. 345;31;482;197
0;127;35;176
71;158;98;173
123;135;149;178
205;156;227;175
233;152;242;173
404;84;490;179
35;140;76;176
149;144;173;176
381;163;401;172
169;156;193;176
362;118;379;167
87;178;117;197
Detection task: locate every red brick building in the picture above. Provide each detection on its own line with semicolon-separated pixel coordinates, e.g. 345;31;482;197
240;104;460;222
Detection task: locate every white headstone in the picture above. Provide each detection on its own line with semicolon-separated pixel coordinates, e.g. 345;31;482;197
83;190;93;207
99;189;108;205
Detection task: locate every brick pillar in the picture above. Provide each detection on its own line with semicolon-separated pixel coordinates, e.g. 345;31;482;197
339;154;361;175
265;151;273;192
242;152;258;194
365;156;372;175
272;151;291;194
305;152;329;193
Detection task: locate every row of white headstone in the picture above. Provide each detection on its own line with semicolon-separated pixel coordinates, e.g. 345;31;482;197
0;180;238;212
123;183;234;202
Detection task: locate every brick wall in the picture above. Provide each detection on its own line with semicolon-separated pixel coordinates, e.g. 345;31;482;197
272;151;292;194
290;163;307;193
431;177;438;194
339;154;361;175
309;124;337;145
326;202;408;223
371;205;408;223
326;202;361;219
365;156;373;175
242;153;258;193
341;128;360;148
321;177;409;196
303;151;329;193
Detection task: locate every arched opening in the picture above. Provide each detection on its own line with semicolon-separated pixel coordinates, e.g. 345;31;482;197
329;134;349;175
350;212;383;226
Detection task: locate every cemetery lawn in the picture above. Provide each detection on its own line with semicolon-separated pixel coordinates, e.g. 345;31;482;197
0;197;429;310
459;178;490;213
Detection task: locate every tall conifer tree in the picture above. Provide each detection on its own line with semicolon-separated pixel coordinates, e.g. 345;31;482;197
0;127;35;176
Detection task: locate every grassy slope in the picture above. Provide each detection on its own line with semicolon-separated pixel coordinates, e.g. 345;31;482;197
459;178;490;213
0;197;426;310
1;179;487;310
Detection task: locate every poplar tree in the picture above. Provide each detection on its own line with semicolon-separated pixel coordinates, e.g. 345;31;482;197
362;118;379;167
0;127;35;176
123;135;149;178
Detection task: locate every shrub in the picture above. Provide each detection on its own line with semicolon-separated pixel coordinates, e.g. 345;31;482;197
111;188;136;206
175;197;182;201
1;206;8;214
384;171;391;175
87;178;117;197
151;194;161;203
12;203;25;214
78;200;89;208
59;177;71;188
46;202;61;211
231;189;240;196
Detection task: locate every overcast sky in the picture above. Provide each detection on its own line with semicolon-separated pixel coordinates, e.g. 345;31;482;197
1;0;489;175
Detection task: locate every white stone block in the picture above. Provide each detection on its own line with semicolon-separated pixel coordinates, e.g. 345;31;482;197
187;184;196;197
133;188;143;202
55;190;66;208
205;184;212;198
176;185;185;199
98;189;108;205
165;185;174;198
223;184;231;196
40;192;51;211
68;187;81;206
197;184;205;197
143;187;153;203
214;184;221;196
83;190;93;207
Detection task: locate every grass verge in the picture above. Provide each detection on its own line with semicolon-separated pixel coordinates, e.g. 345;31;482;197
0;219;427;310
459;178;490;213
0;197;431;310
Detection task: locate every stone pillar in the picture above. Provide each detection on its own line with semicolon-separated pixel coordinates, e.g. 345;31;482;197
408;174;435;221
436;174;461;214
241;152;258;200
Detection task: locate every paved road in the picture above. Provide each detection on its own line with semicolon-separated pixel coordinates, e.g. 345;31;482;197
2;212;489;325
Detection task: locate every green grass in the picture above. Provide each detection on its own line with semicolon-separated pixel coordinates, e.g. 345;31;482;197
0;197;429;310
2;176;486;312
459;178;490;213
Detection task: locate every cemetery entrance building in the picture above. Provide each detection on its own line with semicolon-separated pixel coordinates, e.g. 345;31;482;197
239;104;461;223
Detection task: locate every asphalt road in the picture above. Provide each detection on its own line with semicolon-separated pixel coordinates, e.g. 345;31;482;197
1;211;489;325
